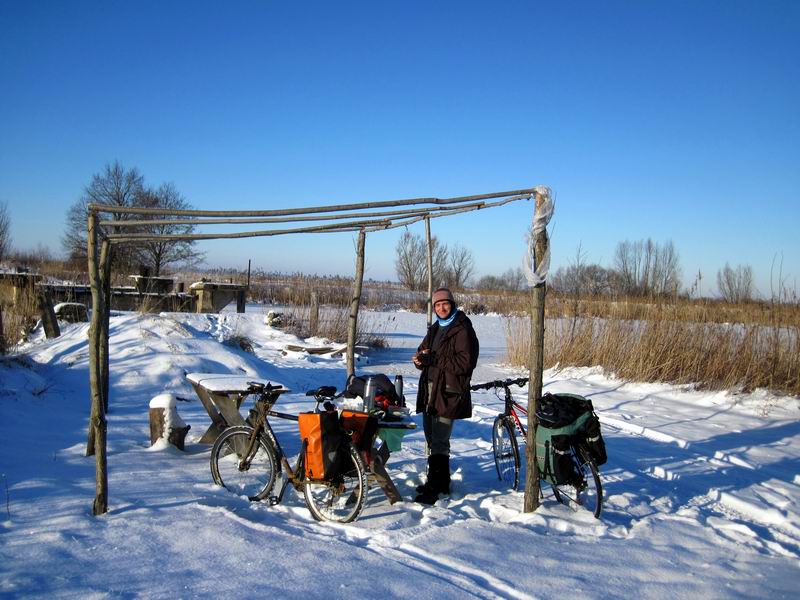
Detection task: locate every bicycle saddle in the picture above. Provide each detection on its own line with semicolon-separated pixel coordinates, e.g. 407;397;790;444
306;385;337;398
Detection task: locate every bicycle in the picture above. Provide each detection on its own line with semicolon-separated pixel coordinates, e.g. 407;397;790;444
470;378;603;519
209;382;370;523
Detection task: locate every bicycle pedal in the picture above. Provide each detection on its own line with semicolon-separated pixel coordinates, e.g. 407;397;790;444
267;495;280;506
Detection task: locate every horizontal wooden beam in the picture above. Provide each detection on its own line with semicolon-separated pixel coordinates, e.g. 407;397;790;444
365;194;530;232
89;188;536;218
97;201;493;228
106;218;386;242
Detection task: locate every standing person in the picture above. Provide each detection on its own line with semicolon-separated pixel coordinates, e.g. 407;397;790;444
412;287;479;504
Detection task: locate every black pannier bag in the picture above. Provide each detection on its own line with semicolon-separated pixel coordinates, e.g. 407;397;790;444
535;392;608;482
550;434;580;484
584;412;607;466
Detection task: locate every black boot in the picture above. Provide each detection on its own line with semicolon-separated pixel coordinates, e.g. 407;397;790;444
436;455;451;495
415;455;437;494
415;454;450;505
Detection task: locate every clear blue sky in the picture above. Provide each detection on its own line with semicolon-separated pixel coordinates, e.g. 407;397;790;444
1;1;798;296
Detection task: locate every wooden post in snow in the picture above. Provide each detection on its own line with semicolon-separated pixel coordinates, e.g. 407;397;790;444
346;229;366;377
86;211;108;514
309;291;319;336
523;190;550;513
86;212;100;457
425;216;433;326
36;290;61;339
100;240;111;414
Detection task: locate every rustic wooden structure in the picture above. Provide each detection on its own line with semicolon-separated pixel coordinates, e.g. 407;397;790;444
523;190;552;513
85;186;547;515
36;290;61;339
309;291;319;335
189;281;246;313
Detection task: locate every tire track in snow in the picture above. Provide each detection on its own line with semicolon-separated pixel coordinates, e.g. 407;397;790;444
368;541;532;599
199;502;519;596
602;414;800;556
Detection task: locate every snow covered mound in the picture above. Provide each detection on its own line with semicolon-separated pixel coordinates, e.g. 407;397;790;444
1;309;798;598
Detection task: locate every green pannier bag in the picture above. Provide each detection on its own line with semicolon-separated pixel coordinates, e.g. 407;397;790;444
535;411;592;485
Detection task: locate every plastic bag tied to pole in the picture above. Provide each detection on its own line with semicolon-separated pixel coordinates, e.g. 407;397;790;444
524;185;554;287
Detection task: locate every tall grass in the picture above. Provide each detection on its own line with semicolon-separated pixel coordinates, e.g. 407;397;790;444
285;304;388;349
0;284;39;354
505;295;800;396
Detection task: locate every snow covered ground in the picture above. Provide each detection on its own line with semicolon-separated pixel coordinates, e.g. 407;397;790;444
1;307;798;598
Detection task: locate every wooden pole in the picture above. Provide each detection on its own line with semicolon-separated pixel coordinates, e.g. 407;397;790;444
99;239;111;414
523;191;550;513
95;238;110;515
309;291;319;336
86;212;109;514
106;217;392;242
86;212;100;457
425;216;433;326
36;290;61;339
89;187;537;217
346;229;366;377
97;201;492;228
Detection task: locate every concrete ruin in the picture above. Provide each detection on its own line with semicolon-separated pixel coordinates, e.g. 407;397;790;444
0;271;246;315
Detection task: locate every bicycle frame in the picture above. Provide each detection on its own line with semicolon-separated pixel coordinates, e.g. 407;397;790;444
238;387;358;507
473;377;603;517
503;390;529;440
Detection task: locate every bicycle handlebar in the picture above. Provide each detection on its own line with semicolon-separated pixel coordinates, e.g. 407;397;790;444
470;377;529;392
247;381;286;397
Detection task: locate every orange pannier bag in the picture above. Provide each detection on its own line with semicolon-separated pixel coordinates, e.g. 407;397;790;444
298;411;343;480
340;410;379;453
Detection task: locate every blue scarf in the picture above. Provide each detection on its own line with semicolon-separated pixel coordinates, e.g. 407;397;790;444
436;308;458;328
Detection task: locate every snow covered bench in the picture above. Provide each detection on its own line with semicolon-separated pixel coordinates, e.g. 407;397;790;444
186;373;285;444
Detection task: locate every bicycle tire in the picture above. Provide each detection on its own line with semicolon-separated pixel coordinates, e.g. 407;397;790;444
210;426;279;501
303;443;368;523
492;415;520;490
551;445;602;518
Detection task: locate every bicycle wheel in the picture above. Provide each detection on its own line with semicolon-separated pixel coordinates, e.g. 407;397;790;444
304;443;368;523
492;415;520;490
210;426;278;501
551;446;602;518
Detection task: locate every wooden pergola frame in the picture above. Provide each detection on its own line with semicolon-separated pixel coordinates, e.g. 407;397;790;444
85;187;551;516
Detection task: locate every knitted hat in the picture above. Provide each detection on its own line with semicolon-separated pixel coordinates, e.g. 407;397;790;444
432;287;455;306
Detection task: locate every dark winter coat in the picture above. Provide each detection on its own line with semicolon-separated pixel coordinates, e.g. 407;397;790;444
415;311;479;419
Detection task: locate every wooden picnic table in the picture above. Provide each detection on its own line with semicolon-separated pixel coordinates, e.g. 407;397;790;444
186;371;416;503
186;372;286;444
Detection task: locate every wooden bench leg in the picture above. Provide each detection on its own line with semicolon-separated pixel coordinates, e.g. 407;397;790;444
191;384;228;444
370;445;402;504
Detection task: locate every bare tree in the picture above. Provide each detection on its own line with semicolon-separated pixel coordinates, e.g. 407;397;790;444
0;201;10;262
63;161;144;270
446;243;475;290
651;239;681;296
395;230;427;291
503;267;526;292
717;263;754;303
475;267;525;292
133;183;204;275
63;162;202;276
395;231;450;291
613;238;681;297
430;235;449;288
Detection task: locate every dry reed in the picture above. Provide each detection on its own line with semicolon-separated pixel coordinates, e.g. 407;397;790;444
286;304;388;348
505;295;800;396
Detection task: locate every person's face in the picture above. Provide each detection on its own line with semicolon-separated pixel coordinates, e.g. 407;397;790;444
434;299;452;319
